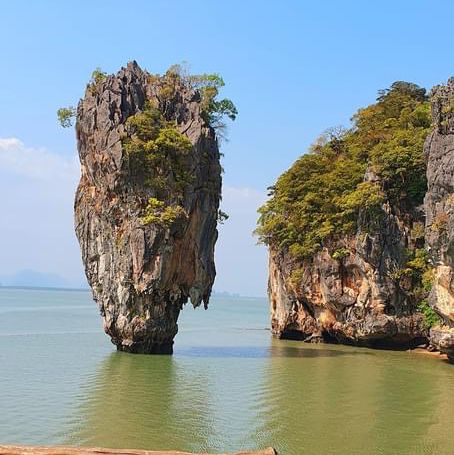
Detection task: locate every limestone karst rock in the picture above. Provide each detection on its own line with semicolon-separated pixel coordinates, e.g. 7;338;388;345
262;79;454;358
424;78;454;363
260;82;432;348
74;62;222;354
267;185;427;348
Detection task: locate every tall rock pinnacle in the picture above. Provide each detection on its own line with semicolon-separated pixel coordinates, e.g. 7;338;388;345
74;62;222;354
424;78;454;363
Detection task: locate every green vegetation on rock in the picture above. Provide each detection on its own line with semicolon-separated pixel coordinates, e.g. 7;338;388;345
256;81;431;259
161;64;237;130
418;299;441;329
141;197;186;227
123;102;193;226
58;63;235;229
90;67;107;85
57;106;76;128
57;67;108;126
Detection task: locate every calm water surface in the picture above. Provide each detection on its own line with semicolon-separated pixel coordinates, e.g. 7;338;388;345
1;287;454;455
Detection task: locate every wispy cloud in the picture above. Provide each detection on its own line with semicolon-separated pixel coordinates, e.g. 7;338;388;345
0;138;83;285
0;137;79;182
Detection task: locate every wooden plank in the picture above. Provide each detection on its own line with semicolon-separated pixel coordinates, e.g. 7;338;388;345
0;446;277;455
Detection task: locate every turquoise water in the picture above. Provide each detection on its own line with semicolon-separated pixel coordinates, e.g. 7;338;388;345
1;287;454;455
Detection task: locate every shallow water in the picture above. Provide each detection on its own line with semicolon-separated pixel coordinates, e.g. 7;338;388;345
1;287;454;455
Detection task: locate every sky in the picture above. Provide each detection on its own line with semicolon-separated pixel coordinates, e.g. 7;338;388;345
0;0;453;296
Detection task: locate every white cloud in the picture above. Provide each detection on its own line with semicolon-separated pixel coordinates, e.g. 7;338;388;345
0;137;79;182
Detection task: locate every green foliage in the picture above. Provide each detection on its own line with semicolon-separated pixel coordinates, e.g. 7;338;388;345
410;222;425;241
389;248;431;281
91;67;107;85
417;299;441;329
256;81;431;259
57;106;76;128
88;67;108;95
332;248;350;261
288;267;304;288
141;197;186;227
123;102;194;197
391;248;437;325
58;67;107;127
431;212;449;233
159;64;237;130
406;248;431;275
218;210;229;224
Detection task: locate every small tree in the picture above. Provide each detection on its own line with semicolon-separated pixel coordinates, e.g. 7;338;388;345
160;64;237;131
57;106;76;128
90;67;107;85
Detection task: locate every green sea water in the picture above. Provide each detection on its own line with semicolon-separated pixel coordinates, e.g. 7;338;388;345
1;287;454;455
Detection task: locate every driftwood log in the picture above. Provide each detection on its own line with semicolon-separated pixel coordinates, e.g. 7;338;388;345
0;446;277;455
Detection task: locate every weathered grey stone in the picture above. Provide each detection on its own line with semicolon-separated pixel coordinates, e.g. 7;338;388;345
425;78;454;363
74;61;221;354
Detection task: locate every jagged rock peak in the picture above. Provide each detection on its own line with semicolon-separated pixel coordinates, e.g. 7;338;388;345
75;61;222;354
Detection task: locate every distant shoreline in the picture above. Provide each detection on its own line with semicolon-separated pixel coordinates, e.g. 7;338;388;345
0;285;90;293
0;285;266;300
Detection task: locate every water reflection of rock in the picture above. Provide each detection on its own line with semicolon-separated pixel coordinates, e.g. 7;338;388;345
67;341;454;455
261;339;454;455
68;352;214;452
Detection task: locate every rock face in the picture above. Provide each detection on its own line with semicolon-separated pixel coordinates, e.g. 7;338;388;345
424;78;454;363
75;62;221;354
267;79;454;357
268;184;427;348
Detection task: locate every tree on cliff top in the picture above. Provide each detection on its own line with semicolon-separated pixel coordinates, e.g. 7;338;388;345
57;64;237;133
256;81;431;259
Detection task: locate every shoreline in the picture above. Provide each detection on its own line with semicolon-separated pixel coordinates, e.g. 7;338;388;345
408;347;448;361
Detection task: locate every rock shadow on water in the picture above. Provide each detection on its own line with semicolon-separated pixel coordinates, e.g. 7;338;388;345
67;351;215;451
175;343;358;359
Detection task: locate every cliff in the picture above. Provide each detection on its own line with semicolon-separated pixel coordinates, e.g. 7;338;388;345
258;82;434;348
267;184;427;347
74;62;224;354
424;78;454;363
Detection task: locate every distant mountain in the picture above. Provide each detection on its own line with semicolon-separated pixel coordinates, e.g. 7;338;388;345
212;290;241;298
0;269;70;288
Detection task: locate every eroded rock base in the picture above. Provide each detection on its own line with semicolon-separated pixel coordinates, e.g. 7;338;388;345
430;327;454;363
116;341;174;355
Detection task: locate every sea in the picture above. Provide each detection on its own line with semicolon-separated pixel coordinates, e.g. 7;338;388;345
1;287;454;455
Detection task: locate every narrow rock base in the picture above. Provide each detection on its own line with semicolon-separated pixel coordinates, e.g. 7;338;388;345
116;340;174;355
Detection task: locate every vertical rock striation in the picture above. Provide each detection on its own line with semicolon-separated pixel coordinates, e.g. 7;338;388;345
74;62;221;354
424;78;454;363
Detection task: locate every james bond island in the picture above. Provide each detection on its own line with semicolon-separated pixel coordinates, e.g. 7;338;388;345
63;62;236;354
257;79;454;362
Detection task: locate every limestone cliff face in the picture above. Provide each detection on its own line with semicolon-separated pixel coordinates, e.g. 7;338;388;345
424;78;454;363
75;62;221;354
268;184;427;347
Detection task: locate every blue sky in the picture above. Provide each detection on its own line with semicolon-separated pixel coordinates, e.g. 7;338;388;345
0;0;453;295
